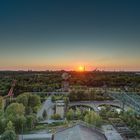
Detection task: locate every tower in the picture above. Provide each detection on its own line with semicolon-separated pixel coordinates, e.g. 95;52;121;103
62;72;71;92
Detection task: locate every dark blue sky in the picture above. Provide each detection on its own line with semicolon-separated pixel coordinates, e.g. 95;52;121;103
0;0;140;70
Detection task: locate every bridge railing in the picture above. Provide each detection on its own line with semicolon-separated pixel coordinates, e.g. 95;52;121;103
108;91;140;114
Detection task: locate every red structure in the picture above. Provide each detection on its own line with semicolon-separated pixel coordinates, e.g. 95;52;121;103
7;80;16;97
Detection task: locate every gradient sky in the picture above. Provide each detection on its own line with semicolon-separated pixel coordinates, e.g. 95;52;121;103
0;0;140;71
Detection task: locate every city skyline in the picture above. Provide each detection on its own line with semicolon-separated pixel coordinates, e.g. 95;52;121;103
0;0;140;71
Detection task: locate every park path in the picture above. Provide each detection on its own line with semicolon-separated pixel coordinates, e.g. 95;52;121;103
37;96;54;119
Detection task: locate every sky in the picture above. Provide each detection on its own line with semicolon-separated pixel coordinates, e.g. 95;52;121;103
0;0;140;71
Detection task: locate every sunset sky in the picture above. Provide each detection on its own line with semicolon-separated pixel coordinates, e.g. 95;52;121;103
0;0;140;71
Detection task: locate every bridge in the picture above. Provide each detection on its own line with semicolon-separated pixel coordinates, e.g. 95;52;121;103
108;91;140;114
69;100;123;112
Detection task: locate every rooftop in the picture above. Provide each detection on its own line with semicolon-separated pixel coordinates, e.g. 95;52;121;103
53;124;107;140
102;125;123;140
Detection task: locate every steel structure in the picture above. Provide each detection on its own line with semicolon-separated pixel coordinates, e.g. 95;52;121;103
8;80;16;97
4;80;16;98
108;91;140;114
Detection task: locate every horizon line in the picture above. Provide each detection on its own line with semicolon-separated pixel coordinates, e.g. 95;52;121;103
0;69;140;72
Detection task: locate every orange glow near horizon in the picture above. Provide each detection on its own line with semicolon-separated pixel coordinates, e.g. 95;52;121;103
77;66;85;72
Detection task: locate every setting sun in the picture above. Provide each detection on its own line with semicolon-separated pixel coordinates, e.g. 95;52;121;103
77;66;85;72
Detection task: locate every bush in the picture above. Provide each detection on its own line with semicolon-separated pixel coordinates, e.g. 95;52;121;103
1;130;17;140
51;114;61;120
84;111;102;127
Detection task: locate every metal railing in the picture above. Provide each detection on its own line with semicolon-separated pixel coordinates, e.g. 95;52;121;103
108;91;140;114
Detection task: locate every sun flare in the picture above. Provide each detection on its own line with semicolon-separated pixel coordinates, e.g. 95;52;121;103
77;66;85;72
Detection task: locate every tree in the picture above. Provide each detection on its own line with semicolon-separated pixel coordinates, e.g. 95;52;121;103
0;96;4;110
75;108;82;120
16;94;28;107
43;110;47;120
84;111;102;127
13;115;26;133
5;103;26;133
66;109;74;120
51;95;55;102
28;94;41;109
88;90;97;100
1;121;16;140
5;121;15;131
51;114;61;120
69;90;87;101
26;114;37;130
0;110;6;134
5;103;25;118
25;106;33;115
16;93;41;114
63;96;69;107
1;130;17;140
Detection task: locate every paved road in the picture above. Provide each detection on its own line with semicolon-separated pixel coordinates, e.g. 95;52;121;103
37;96;54;119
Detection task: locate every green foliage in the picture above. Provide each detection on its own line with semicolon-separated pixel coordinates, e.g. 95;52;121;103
16;93;41;114
26;114;37;130
63;96;69;106
51;114;61;120
69;90;111;101
69;90;86;101
0;71;140;96
51;95;66;102
6;121;15;131
16;94;28;107
1;121;16;140
66;109;74;120
0;113;6;134
2;100;37;134
51;95;55;102
13;115;26;133
5;103;25;118
120;109;140;136
84;111;102;127
5;102;33;133
75;108;82;120
1;130;17;140
99;105;120;119
25;106;33;115
0;96;4;110
28;94;41;108
43;110;47;120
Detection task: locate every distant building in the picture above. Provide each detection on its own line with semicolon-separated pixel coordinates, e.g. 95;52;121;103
55;100;65;118
135;73;140;75
53;124;107;140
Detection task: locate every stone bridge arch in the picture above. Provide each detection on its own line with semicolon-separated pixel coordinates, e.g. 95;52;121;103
69;104;95;111
95;102;123;109
69;101;123;112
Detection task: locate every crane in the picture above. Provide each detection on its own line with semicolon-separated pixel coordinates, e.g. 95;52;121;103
4;80;16;99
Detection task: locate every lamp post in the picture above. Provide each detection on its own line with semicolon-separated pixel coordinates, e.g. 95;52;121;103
22;123;24;140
